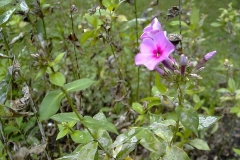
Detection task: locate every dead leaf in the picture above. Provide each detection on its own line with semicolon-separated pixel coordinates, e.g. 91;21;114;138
13;143;47;160
166;6;182;20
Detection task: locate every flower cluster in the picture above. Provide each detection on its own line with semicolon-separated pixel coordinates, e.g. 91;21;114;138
135;18;175;71
135;18;216;78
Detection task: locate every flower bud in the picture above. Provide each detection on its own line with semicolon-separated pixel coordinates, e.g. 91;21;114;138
180;54;188;66
196;51;216;69
155;67;165;76
179;54;188;75
162;58;175;71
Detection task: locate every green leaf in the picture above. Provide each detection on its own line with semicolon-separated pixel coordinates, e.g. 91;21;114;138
228;78;236;92
155;72;167;94
198;115;220;130
132;102;144;114
35;67;47;80
217;88;231;93
0;8;16;26
194;100;205;110
164;146;190;160
97;130;112;152
140;97;160;102
188;138;210;150
84;13;103;28
179;107;199;135
116;143;135;159
102;0;117;11
78;142;98;160
190;6;199;27
23;117;37;134
83;112;118;134
185;87;205;95
111;128;142;148
233;148;240;155
50;112;81;122
4;125;20;134
54;52;65;64
56;128;68;140
49;72;66;86
39;90;64;121
0;0;12;7
80;30;95;44
137;129;166;154
70;130;93;144
169;20;189;27
210;22;222;27
63;78;94;93
149;122;173;143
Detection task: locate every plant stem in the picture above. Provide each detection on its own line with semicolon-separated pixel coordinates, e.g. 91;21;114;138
0;119;13;160
60;87;115;159
134;0;140;101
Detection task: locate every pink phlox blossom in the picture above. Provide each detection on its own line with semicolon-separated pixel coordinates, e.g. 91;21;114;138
140;18;164;39
135;31;175;70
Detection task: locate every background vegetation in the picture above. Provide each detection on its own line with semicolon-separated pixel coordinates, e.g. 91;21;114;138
0;0;240;159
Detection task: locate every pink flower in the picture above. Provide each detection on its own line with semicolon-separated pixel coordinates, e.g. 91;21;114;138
140;18;163;39
135;31;175;70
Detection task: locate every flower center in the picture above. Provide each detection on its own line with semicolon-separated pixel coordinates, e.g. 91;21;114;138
156;52;160;57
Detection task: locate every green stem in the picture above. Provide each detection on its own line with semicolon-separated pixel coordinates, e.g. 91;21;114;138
134;0;140;101
171;82;184;145
0;119;13;160
110;44;123;80
60;87;114;159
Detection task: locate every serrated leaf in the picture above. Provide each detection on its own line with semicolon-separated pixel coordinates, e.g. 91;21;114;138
70;130;93;144
49;72;66;86
179;107;199;135
39;90;64;121
63;78;94;93
50;112;81;122
188;138;210;150
164;146;190;160
132;102;144;114
0;8;15;26
198;115;220;130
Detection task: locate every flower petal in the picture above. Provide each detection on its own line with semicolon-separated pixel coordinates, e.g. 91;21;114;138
139;38;155;54
151;18;162;31
153;32;175;59
135;53;162;70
